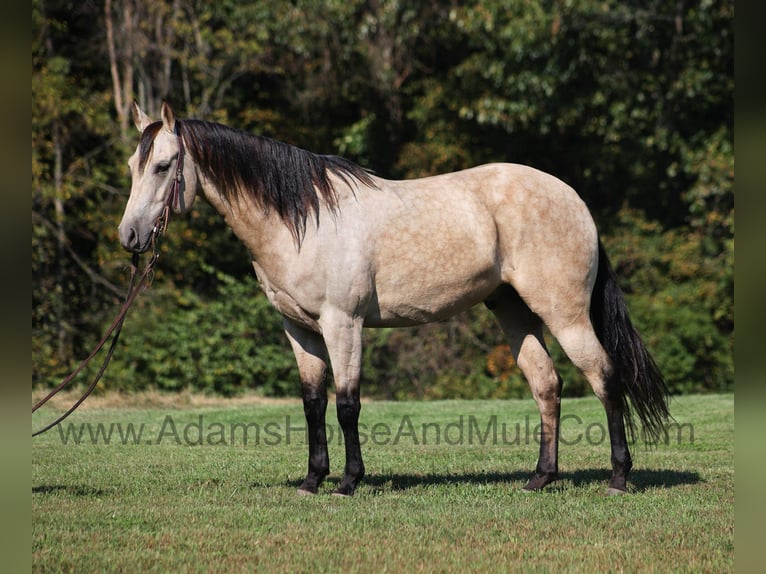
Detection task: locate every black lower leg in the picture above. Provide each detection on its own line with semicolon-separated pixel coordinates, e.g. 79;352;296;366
523;370;562;492
523;414;560;491
298;388;329;494
334;391;365;496
605;400;632;494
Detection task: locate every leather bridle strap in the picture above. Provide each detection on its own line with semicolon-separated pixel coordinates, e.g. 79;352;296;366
153;128;185;236
170;127;185;212
32;130;186;437
32;254;143;436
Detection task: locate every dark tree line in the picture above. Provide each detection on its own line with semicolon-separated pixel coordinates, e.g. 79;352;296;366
33;0;733;397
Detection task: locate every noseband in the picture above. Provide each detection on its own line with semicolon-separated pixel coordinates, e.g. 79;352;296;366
32;129;187;436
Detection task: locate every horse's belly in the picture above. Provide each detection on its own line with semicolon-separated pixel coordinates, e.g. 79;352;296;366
365;252;500;327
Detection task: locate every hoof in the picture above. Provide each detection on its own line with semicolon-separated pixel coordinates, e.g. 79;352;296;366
606;486;628;496
522;473;557;492
331;490;352;498
296;487;317;496
332;483;356;497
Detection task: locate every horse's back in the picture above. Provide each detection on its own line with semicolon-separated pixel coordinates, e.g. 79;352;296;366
367;162;598;277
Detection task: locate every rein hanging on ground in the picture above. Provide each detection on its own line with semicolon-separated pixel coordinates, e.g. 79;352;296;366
32;131;185;437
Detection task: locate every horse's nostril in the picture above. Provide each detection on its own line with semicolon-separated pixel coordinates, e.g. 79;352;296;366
120;225;139;251
127;227;137;247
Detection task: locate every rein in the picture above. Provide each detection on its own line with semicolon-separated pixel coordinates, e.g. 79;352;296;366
32;130;185;437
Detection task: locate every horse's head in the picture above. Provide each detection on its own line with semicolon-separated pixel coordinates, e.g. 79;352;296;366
118;101;198;252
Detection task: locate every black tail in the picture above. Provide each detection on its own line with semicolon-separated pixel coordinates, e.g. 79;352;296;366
590;240;671;444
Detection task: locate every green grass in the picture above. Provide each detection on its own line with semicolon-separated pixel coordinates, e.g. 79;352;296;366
33;394;733;572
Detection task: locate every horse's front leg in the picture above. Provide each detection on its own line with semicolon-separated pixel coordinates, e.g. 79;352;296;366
283;319;330;495
322;312;366;497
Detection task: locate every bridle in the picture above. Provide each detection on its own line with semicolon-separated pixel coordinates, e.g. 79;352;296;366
151;126;185;236
32;129;186;437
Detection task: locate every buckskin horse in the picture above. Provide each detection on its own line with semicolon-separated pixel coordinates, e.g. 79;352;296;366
118;102;669;496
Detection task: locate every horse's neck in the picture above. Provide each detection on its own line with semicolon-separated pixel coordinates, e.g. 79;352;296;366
198;176;295;262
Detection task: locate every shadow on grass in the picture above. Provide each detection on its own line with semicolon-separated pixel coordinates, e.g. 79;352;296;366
278;467;700;494
32;484;109;496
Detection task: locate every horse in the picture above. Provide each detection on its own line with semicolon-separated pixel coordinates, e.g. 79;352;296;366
118;101;670;496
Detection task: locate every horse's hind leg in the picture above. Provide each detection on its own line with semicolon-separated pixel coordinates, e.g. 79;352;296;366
486;286;563;491
551;319;632;494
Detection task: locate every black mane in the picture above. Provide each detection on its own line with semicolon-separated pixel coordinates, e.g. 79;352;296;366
139;119;376;241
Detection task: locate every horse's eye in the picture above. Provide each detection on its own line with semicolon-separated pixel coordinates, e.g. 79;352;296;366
155;162;171;174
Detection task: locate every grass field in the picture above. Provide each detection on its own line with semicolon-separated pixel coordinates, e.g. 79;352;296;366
32;393;733;572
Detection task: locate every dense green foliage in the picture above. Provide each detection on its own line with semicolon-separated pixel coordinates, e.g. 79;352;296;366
32;0;733;398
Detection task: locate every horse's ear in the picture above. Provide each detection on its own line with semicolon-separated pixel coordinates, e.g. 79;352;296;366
161;101;176;134
132;102;153;133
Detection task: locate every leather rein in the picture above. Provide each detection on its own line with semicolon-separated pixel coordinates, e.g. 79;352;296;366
32;130;185;437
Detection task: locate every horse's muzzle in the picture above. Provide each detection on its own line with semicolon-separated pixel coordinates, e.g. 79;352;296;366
118;224;150;253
